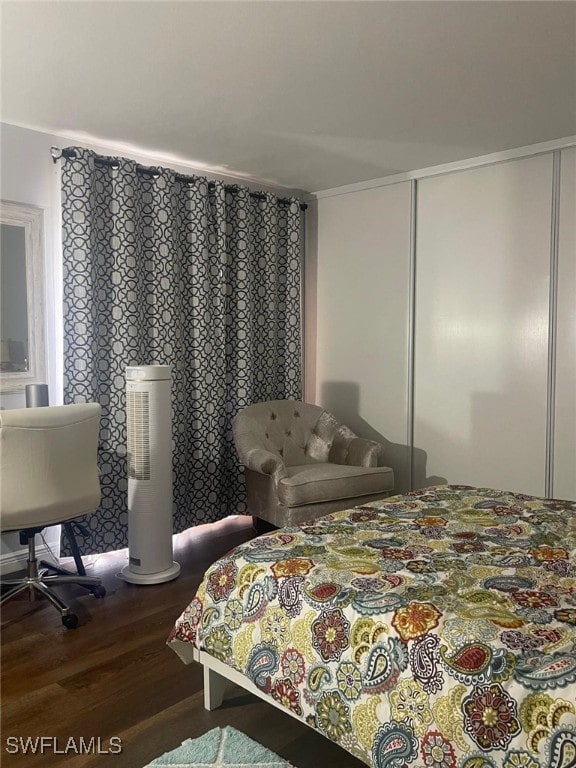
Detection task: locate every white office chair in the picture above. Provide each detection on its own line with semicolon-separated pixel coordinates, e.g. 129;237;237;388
0;403;105;629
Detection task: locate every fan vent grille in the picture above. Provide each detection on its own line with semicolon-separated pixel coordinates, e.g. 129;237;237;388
127;390;151;480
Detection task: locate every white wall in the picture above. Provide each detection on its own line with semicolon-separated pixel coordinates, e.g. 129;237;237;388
316;183;413;491
313;140;575;499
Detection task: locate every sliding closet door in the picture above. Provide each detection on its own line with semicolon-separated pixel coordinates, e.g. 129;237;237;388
414;154;552;495
554;147;576;500
316;183;412;491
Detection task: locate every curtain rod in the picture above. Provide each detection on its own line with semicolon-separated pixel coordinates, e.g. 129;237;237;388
51;147;307;211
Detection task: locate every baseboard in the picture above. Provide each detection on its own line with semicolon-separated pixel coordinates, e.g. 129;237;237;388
0;545;59;577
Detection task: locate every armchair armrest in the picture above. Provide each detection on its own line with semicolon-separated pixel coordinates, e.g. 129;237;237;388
346;437;382;468
243;447;286;476
329;430;382;468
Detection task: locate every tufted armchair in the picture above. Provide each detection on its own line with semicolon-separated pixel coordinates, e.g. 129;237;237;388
232;400;394;529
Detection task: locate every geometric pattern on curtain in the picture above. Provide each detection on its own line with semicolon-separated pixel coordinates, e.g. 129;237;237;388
60;147;303;554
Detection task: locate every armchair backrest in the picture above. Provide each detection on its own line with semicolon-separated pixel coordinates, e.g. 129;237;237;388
233;400;356;467
0;403;102;530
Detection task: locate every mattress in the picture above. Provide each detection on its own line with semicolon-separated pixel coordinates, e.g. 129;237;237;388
168;485;576;768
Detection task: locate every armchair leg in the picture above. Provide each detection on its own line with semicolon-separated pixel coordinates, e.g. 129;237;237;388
252;516;277;535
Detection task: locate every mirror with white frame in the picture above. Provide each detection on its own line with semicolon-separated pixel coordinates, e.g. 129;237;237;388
0;201;46;393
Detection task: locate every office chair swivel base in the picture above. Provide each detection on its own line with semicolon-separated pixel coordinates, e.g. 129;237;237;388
39;560;107;600
0;537;104;629
35;521;106;600
1;572;103;629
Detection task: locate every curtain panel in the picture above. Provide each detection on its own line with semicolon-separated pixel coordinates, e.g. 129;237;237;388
60;147;303;554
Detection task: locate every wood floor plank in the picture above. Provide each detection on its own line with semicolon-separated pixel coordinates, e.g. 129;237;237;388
1;515;363;768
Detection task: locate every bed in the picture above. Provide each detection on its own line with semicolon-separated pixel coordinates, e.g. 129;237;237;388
168;485;576;768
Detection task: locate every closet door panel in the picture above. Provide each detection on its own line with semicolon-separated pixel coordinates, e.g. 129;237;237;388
316;183;412;491
554;147;576;500
414;154;552;495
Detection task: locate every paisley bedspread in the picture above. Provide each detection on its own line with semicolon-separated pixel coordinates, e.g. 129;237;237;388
168;485;576;768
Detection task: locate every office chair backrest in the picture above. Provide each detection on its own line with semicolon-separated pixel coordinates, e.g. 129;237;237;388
0;403;102;530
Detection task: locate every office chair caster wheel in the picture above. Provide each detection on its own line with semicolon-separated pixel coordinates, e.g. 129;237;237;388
62;613;78;629
93;585;106;599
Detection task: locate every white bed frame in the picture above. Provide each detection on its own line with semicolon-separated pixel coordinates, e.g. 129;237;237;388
193;646;306;725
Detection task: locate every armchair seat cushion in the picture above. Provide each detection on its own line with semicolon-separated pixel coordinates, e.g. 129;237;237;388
233;400;395;527
277;462;394;508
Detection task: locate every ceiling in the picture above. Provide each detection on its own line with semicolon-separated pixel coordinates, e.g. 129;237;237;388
1;1;575;193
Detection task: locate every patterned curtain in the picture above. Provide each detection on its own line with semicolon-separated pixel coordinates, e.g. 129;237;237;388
60;147;303;554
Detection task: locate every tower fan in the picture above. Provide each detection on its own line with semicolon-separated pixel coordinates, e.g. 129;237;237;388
120;365;180;584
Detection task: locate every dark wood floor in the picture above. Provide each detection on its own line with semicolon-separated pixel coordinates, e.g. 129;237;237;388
1;516;365;768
